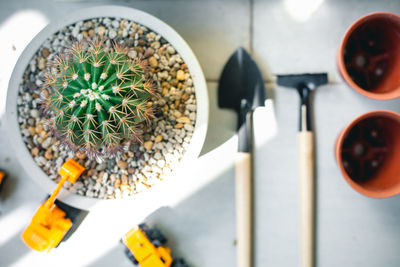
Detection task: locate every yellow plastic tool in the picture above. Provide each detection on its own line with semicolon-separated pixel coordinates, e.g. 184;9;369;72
0;170;5;189
122;226;173;267
22;158;85;252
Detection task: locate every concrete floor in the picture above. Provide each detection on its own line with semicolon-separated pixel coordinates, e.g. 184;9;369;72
1;0;400;266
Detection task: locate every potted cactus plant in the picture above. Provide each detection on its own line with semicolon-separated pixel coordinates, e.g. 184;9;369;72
42;40;154;157
6;6;208;209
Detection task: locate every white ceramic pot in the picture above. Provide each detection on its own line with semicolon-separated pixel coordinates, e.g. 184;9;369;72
5;5;208;210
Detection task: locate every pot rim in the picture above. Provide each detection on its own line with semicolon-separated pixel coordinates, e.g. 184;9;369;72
5;5;209;210
337;11;400;100
335;110;400;198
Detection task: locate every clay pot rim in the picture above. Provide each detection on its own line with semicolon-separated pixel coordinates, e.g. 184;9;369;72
337;12;400;100
336;110;400;198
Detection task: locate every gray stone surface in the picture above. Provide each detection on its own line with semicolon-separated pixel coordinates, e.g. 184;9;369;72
1;0;400;266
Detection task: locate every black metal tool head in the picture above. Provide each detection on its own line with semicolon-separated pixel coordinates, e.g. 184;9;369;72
218;47;267;121
277;73;328;91
277;73;328;131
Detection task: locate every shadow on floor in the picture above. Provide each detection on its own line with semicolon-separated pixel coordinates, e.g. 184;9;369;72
200;82;236;156
0;230;31;266
86;161;236;267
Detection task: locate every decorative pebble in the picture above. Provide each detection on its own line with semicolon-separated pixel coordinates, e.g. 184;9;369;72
76;151;86;160
44;148;53;160
41;137;52;149
155;135;163;143
174;123;184;129
148;56;158;68
167;46;176;54
144;47;154;58
144;141;153;150
30;109;39;118
97;26;106;37
128;50;137;59
41;48;50;58
109;29;117;39
117;160;128;170
176;116;190;124
176;70;185;81
31;147;39;157
121;174;128;185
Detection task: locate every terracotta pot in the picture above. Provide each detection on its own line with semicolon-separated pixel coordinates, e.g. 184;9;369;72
335;110;400;198
337;12;400;100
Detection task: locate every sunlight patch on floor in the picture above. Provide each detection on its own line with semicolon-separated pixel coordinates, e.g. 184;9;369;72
0;10;48;118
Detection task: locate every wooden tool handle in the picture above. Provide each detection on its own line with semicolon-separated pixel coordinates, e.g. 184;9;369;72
298;131;315;267
235;152;252;267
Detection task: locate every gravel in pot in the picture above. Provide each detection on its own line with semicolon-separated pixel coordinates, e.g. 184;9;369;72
17;17;197;199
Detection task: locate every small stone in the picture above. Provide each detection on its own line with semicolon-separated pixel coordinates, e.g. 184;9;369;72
155;135;163;143
88;29;95;38
177;70;185;81
44;148;53;160
154;152;162;160
151;41;160;49
143;48;154;58
184;124;194;132
117;160;128;170
128;50;137;59
187;104;196;111
120;185;130;192
176;116;190;124
82;31;88;38
27;81;37;91
97;26;106;37
87;169;95;177
41;48;50;58
31;147;39;157
30;109;39;118
75;151;86;160
111;20;120;28
167;46;176;54
121;174;128;185
36;123;44;133
162;88;168;96
42;137;52;149
101;172;109;183
174;123;184;129
40;131;48;139
72;26;80;37
144;141;153;150
109;29;117;39
28;126;36;136
97;163;106;171
173;110;182;118
110;174;117;182
114;178;121;188
182;93;189;101
36;156;46;167
149;56;158;68
135;46;144;53
157;160;165;168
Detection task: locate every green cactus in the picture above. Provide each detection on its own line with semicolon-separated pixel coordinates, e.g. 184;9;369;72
42;40;154;155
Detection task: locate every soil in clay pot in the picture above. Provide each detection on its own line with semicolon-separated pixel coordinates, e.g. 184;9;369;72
17;17;197;199
342;14;400;94
340;117;389;183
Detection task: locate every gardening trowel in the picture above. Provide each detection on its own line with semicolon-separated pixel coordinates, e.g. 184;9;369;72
218;47;266;267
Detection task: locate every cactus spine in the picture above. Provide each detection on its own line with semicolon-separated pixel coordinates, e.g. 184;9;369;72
43;40;154;155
